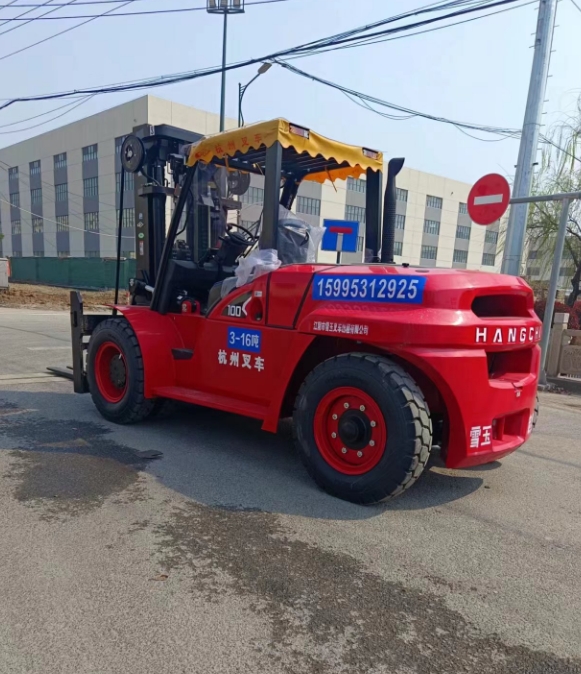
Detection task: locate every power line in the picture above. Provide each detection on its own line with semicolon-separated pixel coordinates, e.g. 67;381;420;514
278;60;522;136
0;96;93;133
0;0;136;62
0;0;292;19
286;0;535;58
0;0;188;5
0;0;24;20
0;97;90;129
570;0;581;12
0;0;525;110
0;0;71;36
0;195;134;240
0;157;126;224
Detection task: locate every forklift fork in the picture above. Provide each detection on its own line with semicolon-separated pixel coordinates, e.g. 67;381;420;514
70;290;89;394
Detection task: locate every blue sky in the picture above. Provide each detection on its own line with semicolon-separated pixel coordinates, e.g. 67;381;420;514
0;0;579;183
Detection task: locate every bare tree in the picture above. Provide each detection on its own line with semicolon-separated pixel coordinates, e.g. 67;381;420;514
526;98;581;306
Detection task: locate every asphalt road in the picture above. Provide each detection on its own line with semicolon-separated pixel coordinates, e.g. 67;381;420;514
0;306;580;674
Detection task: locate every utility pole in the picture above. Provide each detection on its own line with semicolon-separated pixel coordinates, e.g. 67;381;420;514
501;0;558;276
206;0;245;133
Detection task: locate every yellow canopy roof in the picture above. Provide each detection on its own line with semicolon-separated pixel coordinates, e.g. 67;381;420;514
185;118;383;184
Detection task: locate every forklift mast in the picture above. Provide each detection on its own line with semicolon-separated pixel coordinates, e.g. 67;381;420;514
129;124;203;286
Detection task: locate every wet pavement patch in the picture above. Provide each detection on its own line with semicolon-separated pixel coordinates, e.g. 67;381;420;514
0;398;147;518
156;503;581;674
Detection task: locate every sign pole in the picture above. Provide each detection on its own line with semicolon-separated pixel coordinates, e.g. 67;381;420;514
539;197;571;384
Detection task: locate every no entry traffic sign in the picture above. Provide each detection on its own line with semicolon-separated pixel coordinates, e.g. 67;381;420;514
467;173;511;226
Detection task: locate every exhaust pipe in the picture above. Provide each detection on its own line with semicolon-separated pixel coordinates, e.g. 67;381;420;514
380;158;405;264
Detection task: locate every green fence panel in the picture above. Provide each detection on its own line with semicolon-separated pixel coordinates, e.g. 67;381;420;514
37;257;68;286
9;257;137;290
9;257;38;284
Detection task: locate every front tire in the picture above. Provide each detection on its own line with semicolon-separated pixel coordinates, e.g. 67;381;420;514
87;317;156;424
293;353;432;505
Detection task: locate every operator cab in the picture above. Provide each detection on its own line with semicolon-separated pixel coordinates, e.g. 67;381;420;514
121;119;398;316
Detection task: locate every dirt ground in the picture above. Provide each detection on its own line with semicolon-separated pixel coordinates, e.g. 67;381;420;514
0;283;116;311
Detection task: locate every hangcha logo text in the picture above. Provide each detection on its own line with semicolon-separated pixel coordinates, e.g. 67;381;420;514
475;326;541;344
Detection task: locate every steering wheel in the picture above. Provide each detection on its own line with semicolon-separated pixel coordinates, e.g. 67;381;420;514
227;223;258;242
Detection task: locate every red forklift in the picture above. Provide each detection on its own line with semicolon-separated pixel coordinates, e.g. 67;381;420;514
69;119;541;504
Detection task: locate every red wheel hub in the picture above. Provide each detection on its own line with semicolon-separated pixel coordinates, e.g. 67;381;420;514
94;341;128;403
313;387;387;475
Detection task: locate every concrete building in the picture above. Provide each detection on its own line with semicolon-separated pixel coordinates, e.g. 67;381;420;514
0;95;502;272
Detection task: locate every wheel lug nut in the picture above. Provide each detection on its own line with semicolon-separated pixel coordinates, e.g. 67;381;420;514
344;403;350;409
370;421;376;427
369;440;375;447
341;447;347;454
331;432;337;438
357;451;363;458
332;414;338;420
360;405;365;412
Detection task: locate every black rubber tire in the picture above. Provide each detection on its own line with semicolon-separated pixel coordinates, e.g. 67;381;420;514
150;398;178;419
87;317;156;424
293;353;432;505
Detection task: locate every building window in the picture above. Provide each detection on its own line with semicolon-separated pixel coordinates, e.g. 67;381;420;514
11;220;21;235
9;192;20;208
240;186;264;205
86;250;100;258
83;144;98;162
54;152;67;170
55;183;68;202
485;229;498;245
11;250;22;257
528;249;538;259
459;202;468;215
83;177;99;198
395;214;406;230
84;212;99;231
453;249;468;264
345;204;366;223
527;267;541;277
482;252;496;266
56;215;69;232
8;166;18;179
423;219;440;236
297;196;321;217
58;250;70;258
33;250;44;258
456;224;471;240
32;217;43;233
394;240;403;256
560;267;574;277
116;171;134;193
347;177;366;193
30;160;41;176
396;188;408;202
421;245;438;260
30;188;42;205
122;251;136;259
116;208;135;228
426;195;443;209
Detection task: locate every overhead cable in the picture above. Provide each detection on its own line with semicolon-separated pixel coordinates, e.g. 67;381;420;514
0;0;525;110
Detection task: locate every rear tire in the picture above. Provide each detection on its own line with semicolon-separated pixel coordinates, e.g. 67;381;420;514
87;317;156;424
293;353;432;504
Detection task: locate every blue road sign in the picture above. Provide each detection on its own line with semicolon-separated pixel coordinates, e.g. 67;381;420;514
321;219;360;253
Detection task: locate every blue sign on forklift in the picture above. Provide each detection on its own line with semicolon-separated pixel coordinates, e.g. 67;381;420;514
322;220;360;253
